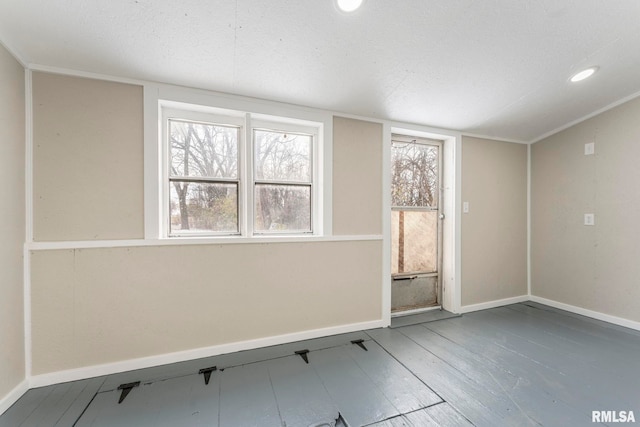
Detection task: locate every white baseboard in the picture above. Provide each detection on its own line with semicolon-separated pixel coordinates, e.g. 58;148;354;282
0;379;29;415
16;295;640;392
29;318;384;388
529;296;640;332
22;295;640;392
459;295;529;314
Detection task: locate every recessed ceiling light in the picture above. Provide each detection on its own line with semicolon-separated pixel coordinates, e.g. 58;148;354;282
570;66;599;83
336;0;364;13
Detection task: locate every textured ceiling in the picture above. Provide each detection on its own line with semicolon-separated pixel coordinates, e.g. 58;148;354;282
1;0;640;142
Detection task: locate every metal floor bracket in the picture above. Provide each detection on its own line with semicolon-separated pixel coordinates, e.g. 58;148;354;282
295;349;310;364
351;339;368;351
117;381;140;404
335;412;349;427
309;412;348;427
198;366;217;385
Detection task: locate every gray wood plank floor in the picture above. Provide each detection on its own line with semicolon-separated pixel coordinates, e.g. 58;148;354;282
2;303;638;426
389;309;460;329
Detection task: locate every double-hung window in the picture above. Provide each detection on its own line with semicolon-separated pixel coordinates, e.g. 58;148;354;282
253;128;312;233
162;104;319;238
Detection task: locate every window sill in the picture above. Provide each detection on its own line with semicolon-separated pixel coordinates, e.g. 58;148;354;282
27;234;383;251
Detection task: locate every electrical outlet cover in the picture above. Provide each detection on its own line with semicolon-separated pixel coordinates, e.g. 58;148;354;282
584;213;595;226
584;142;595;155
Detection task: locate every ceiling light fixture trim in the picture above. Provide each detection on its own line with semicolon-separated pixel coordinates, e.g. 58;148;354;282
336;0;364;13
570;66;599;83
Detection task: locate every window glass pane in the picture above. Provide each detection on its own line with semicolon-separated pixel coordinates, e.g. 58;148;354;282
254;130;311;182
170;181;238;234
254;184;311;232
391;210;437;274
169;119;238;179
391;142;438;208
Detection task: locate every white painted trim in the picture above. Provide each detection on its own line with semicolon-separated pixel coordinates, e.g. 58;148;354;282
25;69;32;244
451;134;463;314
24;69;33;379
527;143;532;297
331;112;386;125
29;319;385;388
322;117;333;236
143;84;161;239
390;121;459;140
462;132;528;145
27;234;383;251
0;379;29;416
381;123;391;326
529;296;640;332
530;88;640;144
459;295;529;314
29;63;146;87
23;246;32;380
0;37;28;68
155;83;335;126
241;113;251;236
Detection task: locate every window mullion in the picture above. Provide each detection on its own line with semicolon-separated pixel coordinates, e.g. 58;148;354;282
244;112;254;237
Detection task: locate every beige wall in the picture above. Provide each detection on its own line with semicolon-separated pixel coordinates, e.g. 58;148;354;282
0;44;25;398
32;72;144;241
461;136;528;306
532;96;640;322
332;116;383;235
31;241;382;374
29;77;385;374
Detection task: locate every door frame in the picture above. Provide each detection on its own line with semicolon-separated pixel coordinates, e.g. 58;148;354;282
382;124;461;325
389;134;443;313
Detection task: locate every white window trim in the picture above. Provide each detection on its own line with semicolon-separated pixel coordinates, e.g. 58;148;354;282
144;83;332;240
163;111;243;237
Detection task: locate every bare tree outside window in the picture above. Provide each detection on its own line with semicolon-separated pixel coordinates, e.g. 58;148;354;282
169;119;239;234
391;139;439;274
391;142;438;208
254;130;312;232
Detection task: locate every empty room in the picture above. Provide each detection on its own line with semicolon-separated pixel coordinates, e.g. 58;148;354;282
1;1;639;426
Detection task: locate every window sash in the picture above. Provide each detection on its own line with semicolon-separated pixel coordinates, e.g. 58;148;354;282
251;127;314;235
252;129;313;184
162;106;319;238
168;119;240;181
253;183;312;234
168;179;240;236
391;135;440;210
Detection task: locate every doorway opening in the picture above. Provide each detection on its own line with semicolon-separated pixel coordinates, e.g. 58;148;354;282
390;134;443;314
